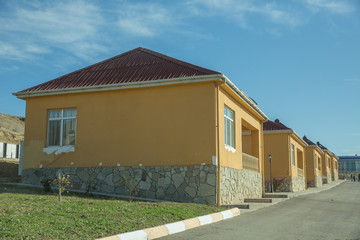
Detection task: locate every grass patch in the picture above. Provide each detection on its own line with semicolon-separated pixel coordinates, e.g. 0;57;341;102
0;184;224;239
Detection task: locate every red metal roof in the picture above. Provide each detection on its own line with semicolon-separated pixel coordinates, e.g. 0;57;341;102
303;136;316;146
17;47;220;94
263;119;291;131
316;141;328;150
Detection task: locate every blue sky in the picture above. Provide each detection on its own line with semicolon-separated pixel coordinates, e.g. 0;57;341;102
0;0;359;156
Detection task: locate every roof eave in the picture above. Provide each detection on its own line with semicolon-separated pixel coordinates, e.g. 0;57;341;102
264;129;308;147
220;75;268;121
13;74;224;99
306;144;324;154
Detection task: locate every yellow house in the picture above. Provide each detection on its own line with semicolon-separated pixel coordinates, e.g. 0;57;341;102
303;136;323;188
316;142;333;184
331;154;339;181
263;119;307;192
14;47;268;205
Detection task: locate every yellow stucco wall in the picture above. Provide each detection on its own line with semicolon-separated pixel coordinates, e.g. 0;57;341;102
217;86;263;171
305;147;315;181
22;82;218;170
305;147;323;181
322;151;332;177
331;155;338;176
289;136;305;178
264;133;305;181
263;133;289;180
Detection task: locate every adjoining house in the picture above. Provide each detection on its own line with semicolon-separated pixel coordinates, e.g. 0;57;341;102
331;154;339;181
13;47;268;205
303;136;323;188
0;142;20;159
316;142;333;184
263;119;307;192
338;155;360;179
0;112;24;159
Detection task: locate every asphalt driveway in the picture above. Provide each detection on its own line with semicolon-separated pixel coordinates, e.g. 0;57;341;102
161;181;360;240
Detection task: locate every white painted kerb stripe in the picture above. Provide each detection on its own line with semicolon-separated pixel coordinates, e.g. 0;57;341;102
117;230;147;240
165;221;186;235
220;210;233;219
197;215;213;225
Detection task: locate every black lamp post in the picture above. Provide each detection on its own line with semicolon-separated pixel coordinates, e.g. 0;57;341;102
269;154;273;193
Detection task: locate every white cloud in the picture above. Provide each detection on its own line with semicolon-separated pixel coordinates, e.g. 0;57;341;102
0;0;105;61
186;0;305;28
304;0;354;14
117;3;172;37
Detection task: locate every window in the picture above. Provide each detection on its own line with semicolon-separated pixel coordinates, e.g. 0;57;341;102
291;144;295;165
224;106;234;148
47;109;77;146
314;153;317;169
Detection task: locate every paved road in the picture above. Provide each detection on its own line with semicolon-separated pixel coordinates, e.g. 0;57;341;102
161;182;360;240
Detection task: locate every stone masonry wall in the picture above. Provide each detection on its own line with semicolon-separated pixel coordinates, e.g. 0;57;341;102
334;172;339;181
21;165;217;205
220;167;262;205
326;172;332;184
291;175;305;192
315;176;323;187
265;178;291;192
307;176;323;188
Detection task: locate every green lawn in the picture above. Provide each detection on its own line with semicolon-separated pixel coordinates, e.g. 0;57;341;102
0;184;224;240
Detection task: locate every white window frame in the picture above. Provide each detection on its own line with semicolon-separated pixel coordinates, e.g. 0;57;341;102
47;109;77;147
224;106;235;149
291;144;295;166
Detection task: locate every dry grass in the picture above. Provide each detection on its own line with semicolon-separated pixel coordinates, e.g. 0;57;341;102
0;112;24;144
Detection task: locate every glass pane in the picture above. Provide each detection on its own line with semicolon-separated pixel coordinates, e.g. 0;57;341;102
226;119;229;145
229;109;234;120
49;110;62;119
64;109;77;118
48;120;61;146
63;119;76;145
224;107;228;117
230;120;234;147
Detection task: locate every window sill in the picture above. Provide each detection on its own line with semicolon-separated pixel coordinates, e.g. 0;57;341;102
225;145;236;153
43;146;75;155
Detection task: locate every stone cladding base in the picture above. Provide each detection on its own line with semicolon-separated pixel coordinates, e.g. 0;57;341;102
307;176;323;188
21;165;217;205
326;172;332;184
291;176;306;192
220;167;262;205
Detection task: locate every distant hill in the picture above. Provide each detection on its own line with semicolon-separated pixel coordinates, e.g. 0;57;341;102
0;113;25;144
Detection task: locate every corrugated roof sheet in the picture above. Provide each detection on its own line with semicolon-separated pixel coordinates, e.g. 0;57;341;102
17;47;220;94
303;136;316;146
263;119;291;131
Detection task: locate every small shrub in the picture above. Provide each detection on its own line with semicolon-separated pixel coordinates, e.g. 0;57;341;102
120;174;141;202
53;172;72;202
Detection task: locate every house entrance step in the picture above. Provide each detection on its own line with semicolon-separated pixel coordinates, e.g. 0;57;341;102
263;194;288;199
244;198;272;203
223;204;250;209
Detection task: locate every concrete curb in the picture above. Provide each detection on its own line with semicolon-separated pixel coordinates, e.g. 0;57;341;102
98;208;240;240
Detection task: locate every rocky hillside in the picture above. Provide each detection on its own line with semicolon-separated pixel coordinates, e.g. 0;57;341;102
0;113;25;144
